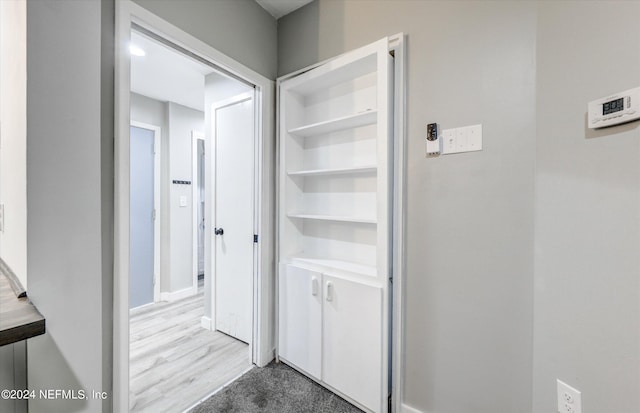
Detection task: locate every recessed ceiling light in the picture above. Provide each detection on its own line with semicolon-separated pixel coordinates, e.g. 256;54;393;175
129;44;146;57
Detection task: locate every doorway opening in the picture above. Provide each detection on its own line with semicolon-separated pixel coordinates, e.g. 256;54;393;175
192;131;205;300
126;21;261;413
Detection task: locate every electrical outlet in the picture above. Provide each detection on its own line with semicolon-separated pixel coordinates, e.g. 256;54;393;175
557;380;582;413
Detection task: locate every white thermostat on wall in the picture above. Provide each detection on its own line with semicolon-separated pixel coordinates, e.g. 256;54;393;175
588;86;640;129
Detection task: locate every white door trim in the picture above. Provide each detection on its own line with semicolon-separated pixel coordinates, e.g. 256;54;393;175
389;33;407;413
192;130;205;297
130;120;161;304
115;2;275;412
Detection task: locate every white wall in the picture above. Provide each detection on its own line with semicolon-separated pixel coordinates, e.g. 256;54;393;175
0;3;28;410
167;102;204;292
0;0;27;287
533;2;640;412
26;0;114;411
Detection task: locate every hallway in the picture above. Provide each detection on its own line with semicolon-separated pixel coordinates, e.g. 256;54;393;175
129;289;251;413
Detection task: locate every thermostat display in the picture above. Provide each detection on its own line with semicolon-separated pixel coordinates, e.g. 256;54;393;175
602;97;624;115
588;87;640;129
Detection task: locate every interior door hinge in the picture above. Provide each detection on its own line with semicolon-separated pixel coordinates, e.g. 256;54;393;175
152;209;156;221
254;234;259;243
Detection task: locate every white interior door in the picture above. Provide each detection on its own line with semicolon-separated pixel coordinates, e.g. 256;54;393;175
129;125;155;309
213;93;254;343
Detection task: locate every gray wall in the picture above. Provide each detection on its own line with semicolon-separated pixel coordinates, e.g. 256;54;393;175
279;2;536;412
167;102;204;292
26;0;113;412
131;93;205;295
133;0;277;79
280;1;640;413
0;343;26;413
533;2;640;413
131;92;166;128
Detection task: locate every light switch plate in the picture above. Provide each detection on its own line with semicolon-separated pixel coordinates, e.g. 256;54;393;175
442;129;456;154
557;380;582;413
441;124;482;155
455;127;468;152
179;196;188;207
467;124;482;151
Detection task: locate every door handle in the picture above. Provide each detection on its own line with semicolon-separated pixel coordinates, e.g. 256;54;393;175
214;227;224;235
311;277;318;296
325;281;333;302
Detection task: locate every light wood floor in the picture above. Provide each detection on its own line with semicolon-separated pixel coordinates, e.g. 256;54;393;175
129;287;251;413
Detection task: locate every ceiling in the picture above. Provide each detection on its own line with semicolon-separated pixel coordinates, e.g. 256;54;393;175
130;32;251;112
255;0;314;19
130;31;214;111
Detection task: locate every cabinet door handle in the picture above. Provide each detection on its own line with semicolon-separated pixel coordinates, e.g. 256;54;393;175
311;277;318;296
325;281;333;302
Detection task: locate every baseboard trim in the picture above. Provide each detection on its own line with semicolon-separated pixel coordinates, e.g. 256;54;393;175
256;346;275;368
160;287;195;302
201;316;212;330
129;301;154;315
401;403;424;413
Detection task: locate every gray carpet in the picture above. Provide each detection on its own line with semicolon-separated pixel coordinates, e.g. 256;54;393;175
189;362;364;413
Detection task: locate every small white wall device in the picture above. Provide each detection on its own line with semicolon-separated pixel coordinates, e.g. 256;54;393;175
426;122;441;156
588;86;640;129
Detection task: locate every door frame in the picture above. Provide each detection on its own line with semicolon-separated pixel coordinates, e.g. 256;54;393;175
209;91;255;348
191;130;205;297
130;121;161;305
114;2;275;412
275;34;406;412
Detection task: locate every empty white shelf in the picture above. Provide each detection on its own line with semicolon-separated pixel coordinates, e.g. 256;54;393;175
287;165;377;177
287;110;377;138
287;213;376;224
285;52;377;95
289;256;377;278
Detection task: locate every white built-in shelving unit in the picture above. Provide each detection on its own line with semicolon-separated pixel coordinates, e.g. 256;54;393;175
278;37;394;413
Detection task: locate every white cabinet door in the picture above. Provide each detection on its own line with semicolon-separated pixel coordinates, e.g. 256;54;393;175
322;275;383;413
278;264;322;379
